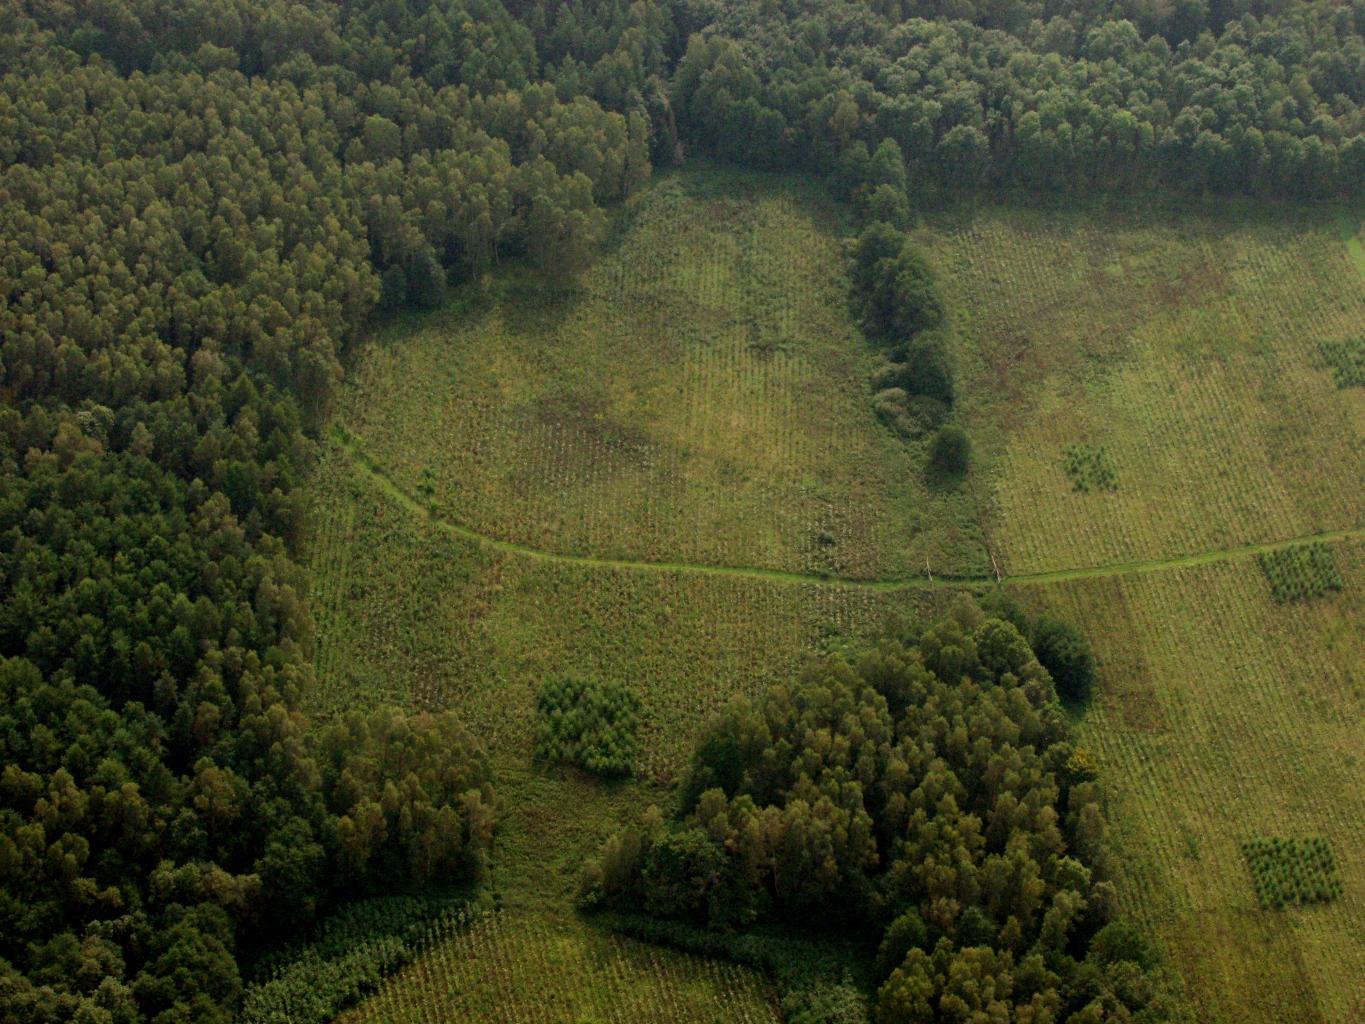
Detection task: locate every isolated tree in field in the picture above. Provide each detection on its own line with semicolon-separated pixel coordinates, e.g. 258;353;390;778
929;424;970;475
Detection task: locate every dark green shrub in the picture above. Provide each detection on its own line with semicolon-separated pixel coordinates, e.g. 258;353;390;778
1063;443;1118;492
929;424;971;475
1033;616;1095;703
899;336;955;405
535;676;641;776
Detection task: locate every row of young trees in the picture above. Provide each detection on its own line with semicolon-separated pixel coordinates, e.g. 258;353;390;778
0;1;652;1019
581;598;1167;1022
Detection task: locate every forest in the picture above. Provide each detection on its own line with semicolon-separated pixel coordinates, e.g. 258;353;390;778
1;0;1360;1021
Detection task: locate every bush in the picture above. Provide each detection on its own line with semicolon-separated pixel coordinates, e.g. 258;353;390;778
1032;616;1095;703
1063;443;1118;492
1241;837;1342;909
898;337;955;405
928;425;971;475
1319;337;1363;388
535;676;641;776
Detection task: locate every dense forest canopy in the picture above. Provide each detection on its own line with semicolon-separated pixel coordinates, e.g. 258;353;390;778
672;0;1365;195
1;0;1358;1019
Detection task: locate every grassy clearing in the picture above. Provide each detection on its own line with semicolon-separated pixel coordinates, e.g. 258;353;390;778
1006;541;1365;1024
306;439;939;781
334;906;777;1024
334;167;987;581
326;742;781;1021
915;202;1365;576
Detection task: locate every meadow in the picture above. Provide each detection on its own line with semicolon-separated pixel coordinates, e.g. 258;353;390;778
333;168;989;582
332;908;777;1024
307;171;1363;1022
307;438;940;779
918;201;1365;576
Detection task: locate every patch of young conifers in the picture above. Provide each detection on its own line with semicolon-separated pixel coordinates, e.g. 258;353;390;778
578;596;1175;1023
839;142;968;481
1258;542;1344;603
535;676;641;777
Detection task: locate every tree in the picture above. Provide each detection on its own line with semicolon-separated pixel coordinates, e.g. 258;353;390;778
1033;617;1096;703
583;604;1169;1022
929;425;971;475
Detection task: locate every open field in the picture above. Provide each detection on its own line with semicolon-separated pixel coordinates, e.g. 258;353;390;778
335;907;777;1024
307;172;1363;1023
1007;541;1365;1024
334;168;988;581
916;202;1364;576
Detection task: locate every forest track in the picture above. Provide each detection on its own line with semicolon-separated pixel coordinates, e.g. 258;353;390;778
335;426;1363;592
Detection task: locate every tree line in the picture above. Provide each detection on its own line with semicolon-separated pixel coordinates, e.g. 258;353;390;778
671;0;1365;198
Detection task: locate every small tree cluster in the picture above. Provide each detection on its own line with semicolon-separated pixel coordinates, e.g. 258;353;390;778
535;677;641;777
1319;338;1364;388
1258;543;1344;603
1242;837;1343;909
1063;444;1118;493
848;208;967;476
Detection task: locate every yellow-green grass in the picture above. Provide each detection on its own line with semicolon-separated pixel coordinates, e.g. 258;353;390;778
1007;541;1365;1024
334;907;777;1024
914;203;1365;576
333;167;987;581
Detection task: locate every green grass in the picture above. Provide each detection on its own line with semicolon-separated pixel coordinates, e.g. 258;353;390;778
333;166;987;582
334;907;777;1024
915;202;1365;577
